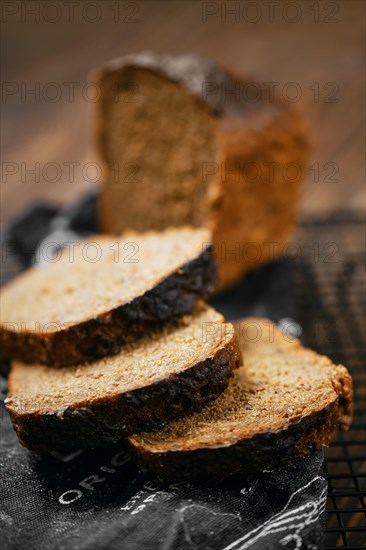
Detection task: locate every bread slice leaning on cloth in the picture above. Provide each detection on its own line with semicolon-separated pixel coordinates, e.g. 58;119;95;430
5;304;241;453
128;318;353;480
6;304;241;451
0;227;216;367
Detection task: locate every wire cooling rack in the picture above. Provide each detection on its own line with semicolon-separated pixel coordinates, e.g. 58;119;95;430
294;213;366;549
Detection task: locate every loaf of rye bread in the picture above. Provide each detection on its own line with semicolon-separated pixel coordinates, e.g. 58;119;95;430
94;52;310;289
5;304;241;453
128;319;353;480
0;227;216;366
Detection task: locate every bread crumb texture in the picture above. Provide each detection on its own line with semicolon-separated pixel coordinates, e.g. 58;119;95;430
130;319;353;452
0;227;211;332
6;305;233;415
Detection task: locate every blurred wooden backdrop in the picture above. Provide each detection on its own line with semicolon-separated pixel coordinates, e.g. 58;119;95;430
1;0;365;222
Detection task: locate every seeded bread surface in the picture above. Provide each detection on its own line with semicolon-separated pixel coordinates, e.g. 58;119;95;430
128;318;353;480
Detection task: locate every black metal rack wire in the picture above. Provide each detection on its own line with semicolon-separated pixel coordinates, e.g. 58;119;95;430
294;214;366;549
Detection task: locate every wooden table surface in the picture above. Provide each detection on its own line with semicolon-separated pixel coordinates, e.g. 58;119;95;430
1;0;365;223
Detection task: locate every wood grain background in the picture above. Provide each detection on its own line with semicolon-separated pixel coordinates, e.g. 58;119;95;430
1;0;365;222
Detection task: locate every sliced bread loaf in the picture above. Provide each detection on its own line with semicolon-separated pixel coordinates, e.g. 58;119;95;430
5;305;241;453
0;227;216;366
94;52;310;289
128;319;353;480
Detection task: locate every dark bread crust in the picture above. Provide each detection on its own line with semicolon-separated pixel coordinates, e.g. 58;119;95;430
1;244;216;367
7;332;242;453
94;52;287;123
128;366;353;481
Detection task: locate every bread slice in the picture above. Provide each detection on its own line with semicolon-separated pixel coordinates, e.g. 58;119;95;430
94;52;310;289
128;319;353;480
5;305;241;453
0;227;216;366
